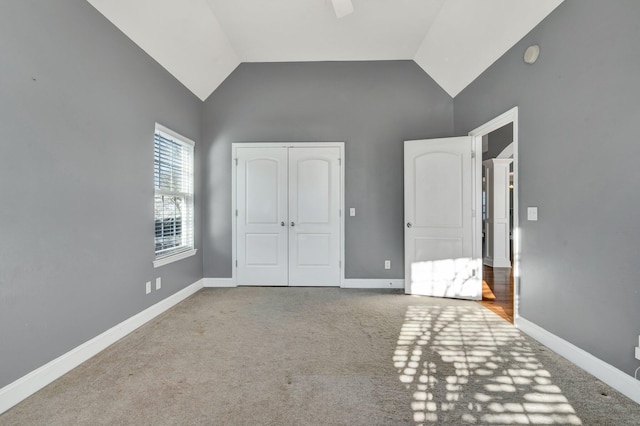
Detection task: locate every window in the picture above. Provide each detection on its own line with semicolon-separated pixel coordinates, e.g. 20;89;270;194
154;124;195;267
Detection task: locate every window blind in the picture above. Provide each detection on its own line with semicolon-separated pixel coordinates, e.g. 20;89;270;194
154;126;194;259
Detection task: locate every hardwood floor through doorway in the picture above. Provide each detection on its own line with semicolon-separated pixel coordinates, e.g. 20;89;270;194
479;265;514;323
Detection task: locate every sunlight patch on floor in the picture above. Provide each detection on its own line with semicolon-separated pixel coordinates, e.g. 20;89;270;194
394;305;582;425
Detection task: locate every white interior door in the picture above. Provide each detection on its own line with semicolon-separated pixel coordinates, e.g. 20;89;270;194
235;145;341;287
404;137;481;300
288;147;341;286
236;147;288;286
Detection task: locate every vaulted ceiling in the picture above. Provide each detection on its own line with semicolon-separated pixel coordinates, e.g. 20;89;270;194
87;0;564;101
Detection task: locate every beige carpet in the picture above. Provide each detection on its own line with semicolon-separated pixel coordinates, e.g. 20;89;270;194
1;288;638;425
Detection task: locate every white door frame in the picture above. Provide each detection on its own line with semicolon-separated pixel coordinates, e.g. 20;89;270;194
231;142;345;286
468;107;519;321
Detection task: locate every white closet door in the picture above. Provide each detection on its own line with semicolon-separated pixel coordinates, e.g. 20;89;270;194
404;137;481;300
288;147;341;286
236;147;288;286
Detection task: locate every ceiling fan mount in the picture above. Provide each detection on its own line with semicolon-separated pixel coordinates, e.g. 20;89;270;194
331;0;354;19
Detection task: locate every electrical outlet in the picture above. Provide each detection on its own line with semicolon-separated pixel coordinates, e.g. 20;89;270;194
145;281;151;294
155;277;161;290
384;260;391;269
635;346;640;361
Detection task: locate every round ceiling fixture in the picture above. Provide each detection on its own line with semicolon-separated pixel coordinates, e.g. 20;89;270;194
524;45;540;64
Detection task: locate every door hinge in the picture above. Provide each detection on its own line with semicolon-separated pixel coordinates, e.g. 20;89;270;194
235;260;238;267
339;209;341;217
338;158;341;166
471;151;476;159
235;158;238;166
339;260;342;268
236;209;238;217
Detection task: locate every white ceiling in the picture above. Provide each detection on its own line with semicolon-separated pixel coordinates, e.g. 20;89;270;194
87;0;563;101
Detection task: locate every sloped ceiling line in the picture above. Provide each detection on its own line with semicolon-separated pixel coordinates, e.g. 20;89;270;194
87;0;564;101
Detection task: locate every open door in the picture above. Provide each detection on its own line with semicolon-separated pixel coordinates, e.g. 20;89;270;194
404;137;481;300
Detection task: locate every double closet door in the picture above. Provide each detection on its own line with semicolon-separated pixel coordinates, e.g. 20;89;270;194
235;145;341;287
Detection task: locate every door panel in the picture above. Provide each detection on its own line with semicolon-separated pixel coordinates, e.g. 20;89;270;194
414;152;463;228
296;159;330;223
245;158;280;224
414;237;463;262
404;137;481;300
296;234;331;266
245;234;281;265
288;148;340;286
236;148;288;286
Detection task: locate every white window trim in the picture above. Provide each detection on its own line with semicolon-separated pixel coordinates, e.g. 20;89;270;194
153;248;198;268
154;123;196;267
155;124;195;148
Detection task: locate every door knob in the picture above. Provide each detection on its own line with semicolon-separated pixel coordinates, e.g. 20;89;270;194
407;222;412;228
280;221;285;227
290;221;295;227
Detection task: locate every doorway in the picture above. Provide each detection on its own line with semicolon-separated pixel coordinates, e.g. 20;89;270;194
469;107;519;323
232;143;344;287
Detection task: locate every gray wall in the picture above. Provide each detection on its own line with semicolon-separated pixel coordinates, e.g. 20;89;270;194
202;61;453;279
0;0;203;388
483;123;513;161
454;0;640;376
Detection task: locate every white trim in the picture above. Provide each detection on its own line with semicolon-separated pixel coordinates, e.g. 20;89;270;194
0;279;204;415
155;123;195;147
231;142;346;287
203;278;236;288
483;258;511;268
341;279;404;289
153;248;197;268
469;107;519;321
516;316;640;404
471;134;483;269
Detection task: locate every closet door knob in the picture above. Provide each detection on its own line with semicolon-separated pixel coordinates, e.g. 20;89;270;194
290;222;295;227
407;222;412;228
280;221;285;227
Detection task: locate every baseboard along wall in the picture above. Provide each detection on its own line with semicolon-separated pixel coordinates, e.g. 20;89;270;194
341;279;404;289
516;316;640;404
203;278;235;287
0;279;205;415
203;278;405;289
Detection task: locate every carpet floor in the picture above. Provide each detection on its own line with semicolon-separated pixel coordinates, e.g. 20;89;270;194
1;288;638;425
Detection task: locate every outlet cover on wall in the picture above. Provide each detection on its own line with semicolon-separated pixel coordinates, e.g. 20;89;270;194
155;277;161;290
384;260;391;269
145;281;151;294
635;346;640;361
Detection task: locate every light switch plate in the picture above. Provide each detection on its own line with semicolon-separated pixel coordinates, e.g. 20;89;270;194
635;346;640;361
145;281;151;294
349;208;355;217
155;277;161;290
527;207;538;221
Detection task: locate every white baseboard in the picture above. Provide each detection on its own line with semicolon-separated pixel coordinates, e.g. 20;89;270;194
203;278;235;287
341;279;404;289
516;316;640;404
483;258;511;268
0;279;204;415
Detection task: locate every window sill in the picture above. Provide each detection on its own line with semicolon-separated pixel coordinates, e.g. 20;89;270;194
153;249;197;268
